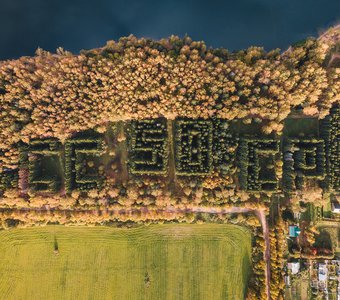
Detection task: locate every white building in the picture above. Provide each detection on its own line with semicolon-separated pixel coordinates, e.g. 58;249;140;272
288;262;300;275
319;263;328;283
332;203;340;214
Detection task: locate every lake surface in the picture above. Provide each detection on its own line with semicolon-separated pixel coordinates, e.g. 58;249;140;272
0;0;339;59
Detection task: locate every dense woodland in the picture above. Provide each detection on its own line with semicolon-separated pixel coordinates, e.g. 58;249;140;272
0;26;339;300
0;27;339;172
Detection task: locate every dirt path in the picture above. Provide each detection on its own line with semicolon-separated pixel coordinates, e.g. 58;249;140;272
255;209;271;300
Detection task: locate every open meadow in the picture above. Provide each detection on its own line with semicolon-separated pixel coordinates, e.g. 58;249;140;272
0;224;252;300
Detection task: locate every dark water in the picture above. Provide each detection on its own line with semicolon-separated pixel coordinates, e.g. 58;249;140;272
0;0;339;60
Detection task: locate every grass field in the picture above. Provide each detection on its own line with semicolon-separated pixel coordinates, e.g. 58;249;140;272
0;224;252;300
283;117;319;137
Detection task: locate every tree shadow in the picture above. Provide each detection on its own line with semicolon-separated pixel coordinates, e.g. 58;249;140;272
313;230;332;250
54;235;59;253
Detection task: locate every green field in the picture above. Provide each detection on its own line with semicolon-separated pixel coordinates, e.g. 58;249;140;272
0;224;252;300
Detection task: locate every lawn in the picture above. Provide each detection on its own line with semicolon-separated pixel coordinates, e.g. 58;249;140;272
0;224;252;300
283;117;319;138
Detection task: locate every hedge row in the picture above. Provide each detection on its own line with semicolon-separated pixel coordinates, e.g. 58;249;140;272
174;119;213;175
127;118;169;175
321;106;339;191
212;119;238;176
238;139;279;192
283;138;325;191
65;138;105;193
0;169;18;192
1;113;339;194
27;139;62;192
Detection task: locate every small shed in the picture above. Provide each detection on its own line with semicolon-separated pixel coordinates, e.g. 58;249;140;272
289;225;301;238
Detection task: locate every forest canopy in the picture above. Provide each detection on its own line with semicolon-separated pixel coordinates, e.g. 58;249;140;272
0;26;339;171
